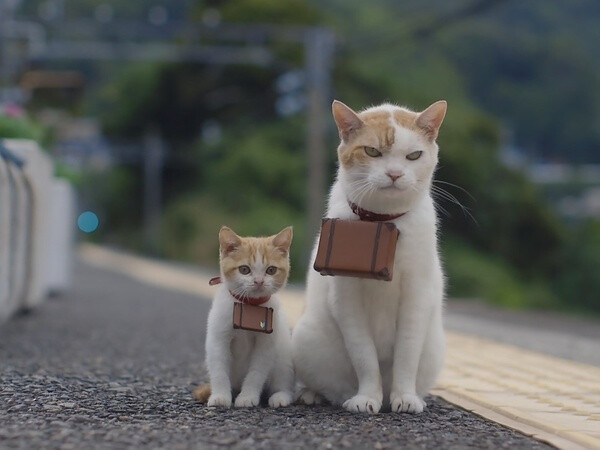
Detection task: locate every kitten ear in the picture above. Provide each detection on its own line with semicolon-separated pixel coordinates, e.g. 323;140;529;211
416;100;447;141
332;100;364;142
272;226;293;254
219;226;242;255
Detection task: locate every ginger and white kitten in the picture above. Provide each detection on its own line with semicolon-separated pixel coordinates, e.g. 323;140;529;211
199;226;294;408
292;99;447;414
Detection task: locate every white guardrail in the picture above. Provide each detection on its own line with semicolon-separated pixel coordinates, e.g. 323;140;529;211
0;138;75;322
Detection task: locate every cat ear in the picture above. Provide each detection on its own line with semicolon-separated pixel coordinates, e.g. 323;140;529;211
272;226;293;254
416;100;447;141
219;226;242;255
332;100;364;142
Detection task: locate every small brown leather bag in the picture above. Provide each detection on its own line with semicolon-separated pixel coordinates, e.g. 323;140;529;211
232;302;274;333
313;218;399;281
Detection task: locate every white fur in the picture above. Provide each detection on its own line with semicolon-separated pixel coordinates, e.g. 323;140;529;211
205;285;294;408
292;105;445;414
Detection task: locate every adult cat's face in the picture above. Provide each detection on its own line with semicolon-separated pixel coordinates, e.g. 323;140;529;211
333;100;446;212
218;226;292;298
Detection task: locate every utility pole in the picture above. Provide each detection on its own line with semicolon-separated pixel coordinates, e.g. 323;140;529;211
143;129;164;254
304;28;335;246
0;1;15;88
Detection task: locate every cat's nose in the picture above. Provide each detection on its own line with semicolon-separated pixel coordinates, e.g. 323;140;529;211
386;171;403;181
253;278;264;286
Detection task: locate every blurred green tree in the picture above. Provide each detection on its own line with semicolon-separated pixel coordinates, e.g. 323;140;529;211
66;0;600;310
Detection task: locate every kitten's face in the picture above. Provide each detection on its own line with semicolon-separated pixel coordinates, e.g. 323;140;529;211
218;226;293;299
333;100;447;211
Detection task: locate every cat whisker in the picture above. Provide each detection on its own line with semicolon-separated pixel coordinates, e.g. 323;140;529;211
347;180;375;205
433;180;475;201
434;201;450;218
431;185;478;225
353;185;372;205
356;183;378;205
347;182;371;197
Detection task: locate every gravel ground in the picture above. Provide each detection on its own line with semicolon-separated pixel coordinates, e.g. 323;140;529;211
0;260;553;449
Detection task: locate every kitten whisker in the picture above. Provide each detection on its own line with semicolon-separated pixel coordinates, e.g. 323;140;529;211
230;285;252;298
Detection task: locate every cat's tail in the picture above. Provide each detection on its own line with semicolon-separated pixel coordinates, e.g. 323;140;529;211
192;383;211;403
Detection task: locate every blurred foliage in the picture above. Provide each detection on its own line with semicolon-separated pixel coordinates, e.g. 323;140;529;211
77;166;143;246
214;0;320;24
442;237;559;309
440;24;600;163
556;220;600;312
0;114;49;145
94;62;283;143
160;119;309;279
22;0;600;312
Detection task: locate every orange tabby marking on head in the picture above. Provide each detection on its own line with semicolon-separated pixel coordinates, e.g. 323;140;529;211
336;102;446;168
338;110;397;167
392;109;419;131
219;228;292;289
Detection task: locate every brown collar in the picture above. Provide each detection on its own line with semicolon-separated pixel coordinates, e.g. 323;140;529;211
348;201;407;222
208;277;271;305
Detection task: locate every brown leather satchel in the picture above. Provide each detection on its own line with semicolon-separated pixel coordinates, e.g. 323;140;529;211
232;302;274;333
313;218;399;281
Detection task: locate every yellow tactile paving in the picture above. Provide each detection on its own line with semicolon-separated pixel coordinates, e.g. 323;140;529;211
80;244;600;450
434;332;600;449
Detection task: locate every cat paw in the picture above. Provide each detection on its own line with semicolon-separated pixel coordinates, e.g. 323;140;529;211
342;394;381;414
234;393;260;408
390;393;426;414
207;392;232;408
296;388;324;405
268;391;292;408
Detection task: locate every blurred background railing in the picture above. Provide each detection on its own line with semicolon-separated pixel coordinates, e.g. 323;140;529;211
0;139;74;321
1;0;599;316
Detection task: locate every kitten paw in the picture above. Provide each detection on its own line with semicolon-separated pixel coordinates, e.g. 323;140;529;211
234;393;260;408
296;388;324;405
207;392;232;408
268;391;292;408
342;394;381;414
390;393;426;414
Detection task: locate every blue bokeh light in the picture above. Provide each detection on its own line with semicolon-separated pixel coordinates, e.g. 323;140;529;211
77;211;99;233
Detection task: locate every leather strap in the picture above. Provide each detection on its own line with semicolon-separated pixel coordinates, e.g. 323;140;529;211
208;276;271;305
230;291;271;306
323;218;336;276
349;201;406;222
370;222;383;273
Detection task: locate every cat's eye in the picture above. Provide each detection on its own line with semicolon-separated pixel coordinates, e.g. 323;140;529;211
266;266;277;275
238;265;251;275
364;146;382;157
406;151;423;161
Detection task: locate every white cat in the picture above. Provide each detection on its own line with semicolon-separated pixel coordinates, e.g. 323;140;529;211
196;226;295;408
292;99;447;414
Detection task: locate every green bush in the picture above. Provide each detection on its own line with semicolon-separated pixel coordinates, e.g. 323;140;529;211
556;220;600;313
155;118;311;279
159;194;307;280
442;237;558;309
0;115;47;143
